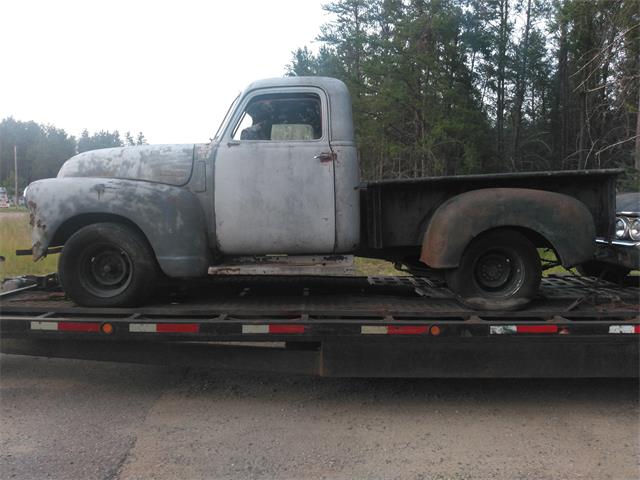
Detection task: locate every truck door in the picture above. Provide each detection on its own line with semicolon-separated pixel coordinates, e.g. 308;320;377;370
214;88;336;255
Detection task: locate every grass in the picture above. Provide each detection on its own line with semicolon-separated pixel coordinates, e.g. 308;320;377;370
355;257;405;276
0;211;59;280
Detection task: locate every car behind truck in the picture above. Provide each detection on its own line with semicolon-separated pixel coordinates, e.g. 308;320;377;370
24;77;618;310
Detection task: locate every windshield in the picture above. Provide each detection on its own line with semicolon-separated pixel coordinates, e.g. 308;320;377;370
213;94;240;142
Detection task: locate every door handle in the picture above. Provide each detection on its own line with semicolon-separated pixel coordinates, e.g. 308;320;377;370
314;152;336;163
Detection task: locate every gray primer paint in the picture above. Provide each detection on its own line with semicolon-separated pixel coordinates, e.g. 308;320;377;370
58;144;195;186
26;177;210;277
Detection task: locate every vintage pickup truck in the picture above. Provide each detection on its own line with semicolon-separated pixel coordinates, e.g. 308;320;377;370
24;77;619;309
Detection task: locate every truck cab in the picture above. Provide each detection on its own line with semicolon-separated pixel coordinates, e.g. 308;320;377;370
210;77;360;255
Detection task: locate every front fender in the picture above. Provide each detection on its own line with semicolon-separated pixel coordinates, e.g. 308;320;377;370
421;188;596;269
26;177;210;278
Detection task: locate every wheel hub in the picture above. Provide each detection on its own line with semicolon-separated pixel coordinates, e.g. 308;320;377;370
475;252;513;289
79;244;133;298
90;250;128;286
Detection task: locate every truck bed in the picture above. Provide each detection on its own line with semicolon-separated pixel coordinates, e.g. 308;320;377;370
362;169;618;249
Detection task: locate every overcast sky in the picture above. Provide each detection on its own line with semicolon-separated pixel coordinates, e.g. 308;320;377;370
0;0;327;144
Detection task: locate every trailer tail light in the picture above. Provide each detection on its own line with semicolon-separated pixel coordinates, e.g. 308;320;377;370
100;323;114;335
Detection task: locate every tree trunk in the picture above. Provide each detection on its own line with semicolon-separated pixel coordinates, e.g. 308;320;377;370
510;0;532;170
635;87;640;171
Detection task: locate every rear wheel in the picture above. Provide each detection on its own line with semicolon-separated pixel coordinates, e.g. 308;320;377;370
445;230;542;310
58;222;158;307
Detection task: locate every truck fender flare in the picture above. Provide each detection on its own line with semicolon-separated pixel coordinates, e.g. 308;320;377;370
420;188;596;269
26;177;210;278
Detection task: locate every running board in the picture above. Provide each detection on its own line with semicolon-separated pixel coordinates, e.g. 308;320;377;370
208;255;355;276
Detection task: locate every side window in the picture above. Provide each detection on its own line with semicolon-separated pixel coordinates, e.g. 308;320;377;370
232;93;322;141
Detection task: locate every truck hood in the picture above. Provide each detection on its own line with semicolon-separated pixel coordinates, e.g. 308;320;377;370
58;144;195;186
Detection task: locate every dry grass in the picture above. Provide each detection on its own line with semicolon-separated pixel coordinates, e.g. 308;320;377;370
0;210;58;280
354;257;405;276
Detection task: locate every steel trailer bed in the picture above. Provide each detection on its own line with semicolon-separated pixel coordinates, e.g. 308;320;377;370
1;274;638;378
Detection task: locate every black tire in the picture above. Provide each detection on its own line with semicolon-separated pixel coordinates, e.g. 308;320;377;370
576;261;630;284
58;222;158;307
445;230;542;311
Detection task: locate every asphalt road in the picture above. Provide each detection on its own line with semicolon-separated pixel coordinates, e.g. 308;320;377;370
1;354;638;480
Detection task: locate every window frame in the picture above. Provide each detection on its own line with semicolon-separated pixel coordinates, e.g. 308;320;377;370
225;87;329;144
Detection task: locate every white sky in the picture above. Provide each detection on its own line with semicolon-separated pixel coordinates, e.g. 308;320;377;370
0;0;327;144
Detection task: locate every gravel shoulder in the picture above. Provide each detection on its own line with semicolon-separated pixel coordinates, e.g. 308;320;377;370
1;354;638;480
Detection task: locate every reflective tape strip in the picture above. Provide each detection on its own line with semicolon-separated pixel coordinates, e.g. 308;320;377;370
490;325;517;335
269;324;305;334
242;325;269;334
609;325;640;334
58;322;101;332
361;325;429;335
129;323;198;333
517;325;558;334
361;326;388;335
157;323;199;333
30;321;58;331
490;325;558;334
31;321;100;332
388;325;428;335
130;323;156;333
242;324;304;334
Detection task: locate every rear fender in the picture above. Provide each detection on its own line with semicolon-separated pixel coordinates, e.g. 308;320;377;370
25;177;210;278
420;188;596;269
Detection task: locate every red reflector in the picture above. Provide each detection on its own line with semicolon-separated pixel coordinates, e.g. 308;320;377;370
156;323;199;333
635;325;640;334
269;324;305;334
388;325;428;335
58;322;101;332
517;325;558;334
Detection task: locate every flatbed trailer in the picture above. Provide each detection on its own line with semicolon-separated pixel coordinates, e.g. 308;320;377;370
1;274;638;378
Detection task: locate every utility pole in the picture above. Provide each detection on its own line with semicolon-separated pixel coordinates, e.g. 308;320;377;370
14;144;18;207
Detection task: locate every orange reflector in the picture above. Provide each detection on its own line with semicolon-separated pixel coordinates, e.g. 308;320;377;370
101;323;114;335
429;325;441;336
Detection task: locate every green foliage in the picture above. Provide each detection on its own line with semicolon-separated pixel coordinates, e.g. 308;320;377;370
77;129;123;153
287;0;640;185
0;118;148;192
0;118;76;193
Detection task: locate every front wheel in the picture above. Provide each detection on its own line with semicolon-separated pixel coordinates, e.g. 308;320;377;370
58;222;158;307
445;230;542;311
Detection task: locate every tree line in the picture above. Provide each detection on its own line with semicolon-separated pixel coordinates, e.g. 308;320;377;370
0;117;146;196
287;0;639;188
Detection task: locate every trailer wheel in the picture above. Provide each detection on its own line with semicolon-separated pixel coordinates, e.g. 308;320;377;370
58;222;158;307
445;230;541;311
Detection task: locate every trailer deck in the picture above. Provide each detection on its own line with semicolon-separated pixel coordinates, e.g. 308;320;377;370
1;274;638;377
